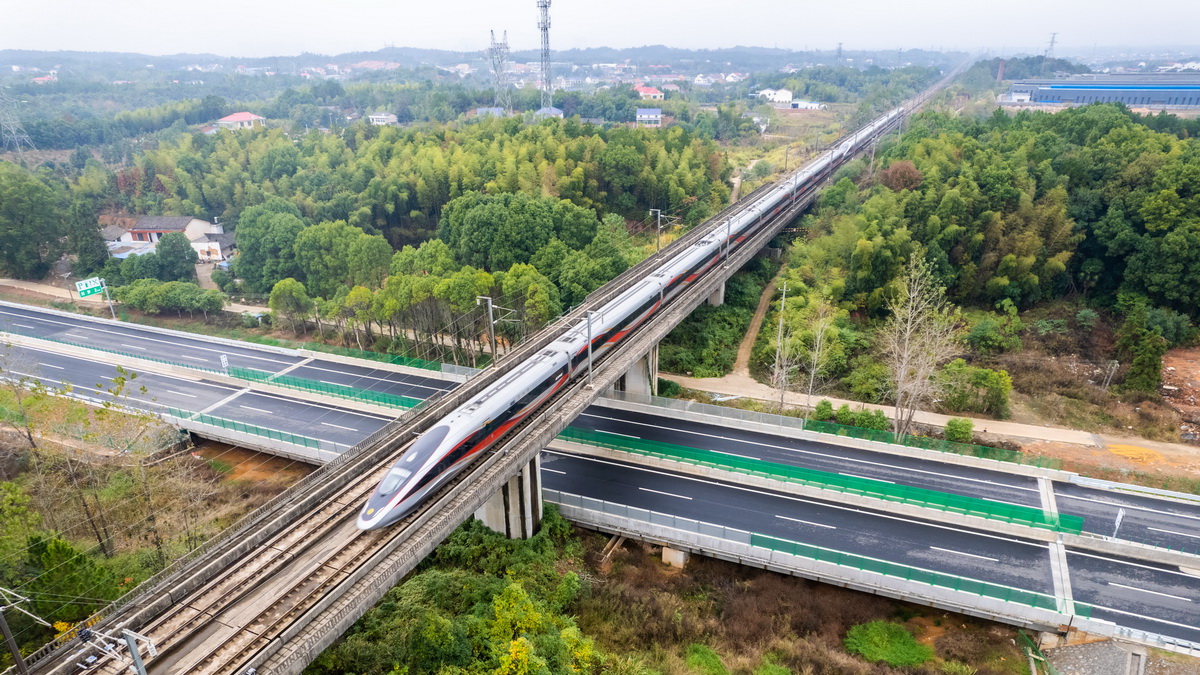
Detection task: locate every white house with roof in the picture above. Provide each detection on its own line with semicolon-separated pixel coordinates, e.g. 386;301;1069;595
117;216;232;261
756;88;794;103
636;108;662;128
368;112;398;126
215;112;265;129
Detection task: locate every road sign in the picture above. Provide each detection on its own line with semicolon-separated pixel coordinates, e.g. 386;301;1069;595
76;277;104;298
220;354;229;370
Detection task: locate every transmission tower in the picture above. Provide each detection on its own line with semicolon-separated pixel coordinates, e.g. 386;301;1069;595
537;0;553;109
835;42;843;63
1045;32;1058;60
489;30;512;112
0;87;38;162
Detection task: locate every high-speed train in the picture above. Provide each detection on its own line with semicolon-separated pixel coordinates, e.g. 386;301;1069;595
356;106;906;530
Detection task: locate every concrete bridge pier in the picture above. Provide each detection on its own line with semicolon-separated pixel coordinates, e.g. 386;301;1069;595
707;282;725;307
610;343;658;397
474;454;543;539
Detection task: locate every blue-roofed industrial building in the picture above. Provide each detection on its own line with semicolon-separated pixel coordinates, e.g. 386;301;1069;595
1006;74;1200;107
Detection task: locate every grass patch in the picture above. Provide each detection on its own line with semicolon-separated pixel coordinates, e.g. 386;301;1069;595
685;644;728;675
843;621;933;667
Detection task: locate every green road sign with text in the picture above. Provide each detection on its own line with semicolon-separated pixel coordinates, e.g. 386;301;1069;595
76;277;104;298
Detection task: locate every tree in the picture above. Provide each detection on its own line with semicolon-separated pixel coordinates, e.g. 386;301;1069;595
233;198;306;293
155;232;199;282
269;278;313;334
0;163;64;278
879;254;960;436
1116;298;1168;394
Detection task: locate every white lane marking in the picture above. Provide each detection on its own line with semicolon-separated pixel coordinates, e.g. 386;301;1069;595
543;468;567;475
0;309;294;366
38;363;65;370
1056;492;1200;524
638;487;692;500
546;451;1049;549
320;422;358;432
841;472;894;484
1148;527;1200;540
776;514;836;529
239;405;272;414
713;450;756;460
166;390;197;398
1066;550;1200;580
237;390;393;421
930;546;998;562
13;323;35;329
1108;582;1192;602
176;354;209;362
581;412;1040;496
120;344;147;350
319;380;343;386
69;334;90;339
604;431;641;439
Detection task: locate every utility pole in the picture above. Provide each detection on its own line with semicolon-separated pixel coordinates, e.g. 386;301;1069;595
476;296;497;366
1;588;52;675
585;310;596;388
649;209;662;258
101;278;117;320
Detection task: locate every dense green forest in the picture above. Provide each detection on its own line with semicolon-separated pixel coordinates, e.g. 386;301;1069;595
745;103;1198;431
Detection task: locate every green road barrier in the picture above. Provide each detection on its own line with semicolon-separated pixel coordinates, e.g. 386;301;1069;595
227;366;420;410
752;532;1089;617
301;342;442;372
557;426;1084;534
164;406;322;449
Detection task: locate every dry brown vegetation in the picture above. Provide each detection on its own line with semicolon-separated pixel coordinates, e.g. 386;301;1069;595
574;532;1030;675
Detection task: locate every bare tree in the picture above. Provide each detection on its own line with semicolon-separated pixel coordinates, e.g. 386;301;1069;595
879;255;960;436
802;300;838;421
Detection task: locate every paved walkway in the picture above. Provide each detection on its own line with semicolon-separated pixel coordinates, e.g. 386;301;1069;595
661;371;1102;446
662;372;1200;459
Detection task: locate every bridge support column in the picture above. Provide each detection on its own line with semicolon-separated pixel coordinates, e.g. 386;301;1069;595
474;455;543;539
611;344;657;398
707;282;725;307
661;546;689;568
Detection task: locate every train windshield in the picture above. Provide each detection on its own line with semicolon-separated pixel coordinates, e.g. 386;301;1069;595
378;467;413;494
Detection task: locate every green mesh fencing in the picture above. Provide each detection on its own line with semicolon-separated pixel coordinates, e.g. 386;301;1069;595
751;533;1090;617
1018;630;1064;675
164;406;322;449
227;366;420;410
557;426;1084;534
801;418;1063;470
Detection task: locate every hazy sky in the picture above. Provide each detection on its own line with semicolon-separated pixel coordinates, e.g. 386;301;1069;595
2;0;1197;59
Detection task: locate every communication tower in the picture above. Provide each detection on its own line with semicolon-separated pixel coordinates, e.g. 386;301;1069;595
489;30;512;112
538;0;552;109
835;42;843;63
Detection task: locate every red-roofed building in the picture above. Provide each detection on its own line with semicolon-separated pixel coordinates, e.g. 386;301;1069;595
215;112;265;130
634;85;664;100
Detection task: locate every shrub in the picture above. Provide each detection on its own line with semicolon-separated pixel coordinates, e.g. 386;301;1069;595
941;661;978;675
843;621;933;667
835;404;855;426
657;378;682;398
211;268;233;292
1074;308;1099;330
813;399;834;421
854;409;891;431
945;418;974;443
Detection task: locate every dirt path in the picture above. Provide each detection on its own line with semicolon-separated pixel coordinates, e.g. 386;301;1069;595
195;262;218;290
733;278;776;376
729;159;762;203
